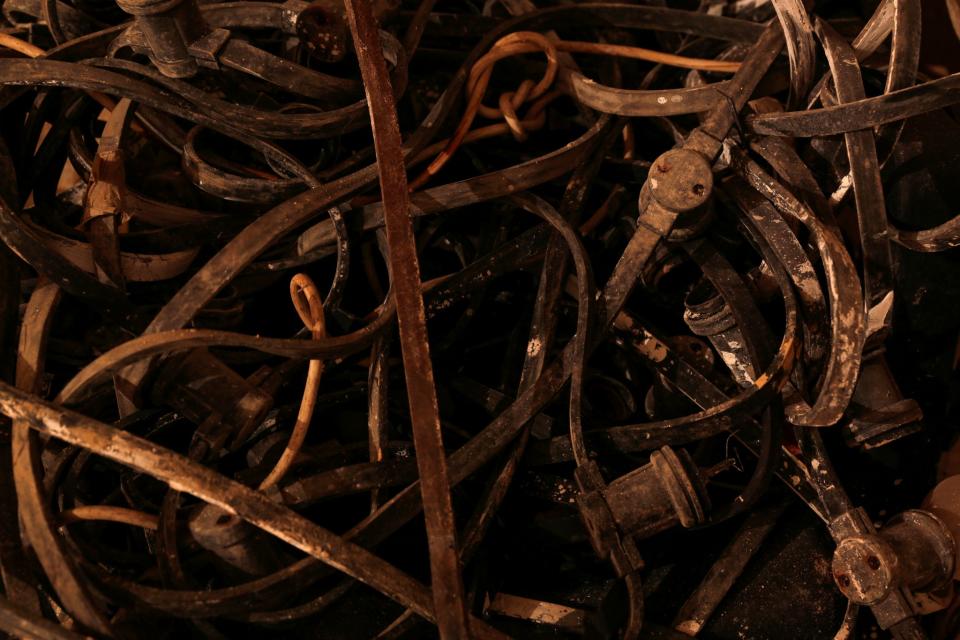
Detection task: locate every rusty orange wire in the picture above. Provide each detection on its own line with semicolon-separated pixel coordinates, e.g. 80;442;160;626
409;31;741;191
258;273;327;491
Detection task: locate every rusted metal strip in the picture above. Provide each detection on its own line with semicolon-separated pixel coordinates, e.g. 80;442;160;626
14;282;113;635
0;380;510;638
342;1;469;637
815;18;894;337
1;1;958;636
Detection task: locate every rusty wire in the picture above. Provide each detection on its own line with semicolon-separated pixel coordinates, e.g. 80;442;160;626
0;0;958;639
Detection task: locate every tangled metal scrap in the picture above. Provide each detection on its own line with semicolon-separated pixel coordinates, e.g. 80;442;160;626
0;0;959;637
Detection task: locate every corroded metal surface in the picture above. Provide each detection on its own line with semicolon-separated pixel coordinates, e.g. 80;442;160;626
0;0;958;638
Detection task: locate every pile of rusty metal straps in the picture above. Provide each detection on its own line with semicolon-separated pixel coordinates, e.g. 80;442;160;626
0;0;959;637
